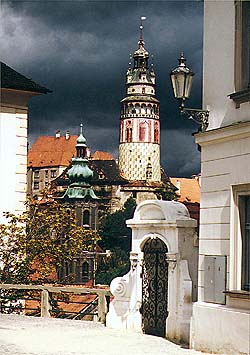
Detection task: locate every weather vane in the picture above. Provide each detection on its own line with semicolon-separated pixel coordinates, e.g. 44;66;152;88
140;16;147;40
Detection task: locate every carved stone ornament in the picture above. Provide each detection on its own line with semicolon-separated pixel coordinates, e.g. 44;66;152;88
166;253;177;271
130;252;139;272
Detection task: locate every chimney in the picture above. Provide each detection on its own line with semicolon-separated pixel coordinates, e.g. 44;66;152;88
176;179;181;196
65;130;70;140
55;130;60;138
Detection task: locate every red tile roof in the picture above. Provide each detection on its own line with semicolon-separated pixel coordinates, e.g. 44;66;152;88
28;135;114;168
92;151;114;160
170;177;200;204
28;135;78;168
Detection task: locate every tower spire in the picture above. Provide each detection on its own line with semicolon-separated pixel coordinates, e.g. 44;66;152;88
139;16;146;47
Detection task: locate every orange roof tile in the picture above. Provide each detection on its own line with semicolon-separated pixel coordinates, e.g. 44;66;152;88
170;177;200;204
28;135;78;168
92;151;114;160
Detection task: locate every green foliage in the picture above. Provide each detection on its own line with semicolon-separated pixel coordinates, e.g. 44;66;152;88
155;181;178;201
0;201;100;284
99;196;136;252
96;197;136;284
95;247;130;285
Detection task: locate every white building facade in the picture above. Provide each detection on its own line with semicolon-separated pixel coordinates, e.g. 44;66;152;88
191;1;250;354
0;62;50;222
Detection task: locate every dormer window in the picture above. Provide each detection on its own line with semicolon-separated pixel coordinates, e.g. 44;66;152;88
51;170;57;178
99;172;105;180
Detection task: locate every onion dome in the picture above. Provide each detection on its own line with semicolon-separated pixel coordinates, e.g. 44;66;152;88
61;124;98;200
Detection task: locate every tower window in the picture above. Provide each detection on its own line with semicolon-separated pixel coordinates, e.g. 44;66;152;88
126;127;133;142
142;87;145;94
146;163;152;180
139;122;148;141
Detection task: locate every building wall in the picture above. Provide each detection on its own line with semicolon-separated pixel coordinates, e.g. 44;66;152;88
192;1;250;354
203;0;249;130
0;106;28;222
119;142;160;181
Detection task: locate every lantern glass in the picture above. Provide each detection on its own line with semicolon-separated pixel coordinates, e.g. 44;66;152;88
170;53;194;100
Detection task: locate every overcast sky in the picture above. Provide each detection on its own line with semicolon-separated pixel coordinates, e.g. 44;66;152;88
1;0;203;177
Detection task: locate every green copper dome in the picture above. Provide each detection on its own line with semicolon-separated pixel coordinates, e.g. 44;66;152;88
67;158;93;185
61;124;98;200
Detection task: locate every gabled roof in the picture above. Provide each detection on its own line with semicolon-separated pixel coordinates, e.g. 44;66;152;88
28;136;78;168
170;177;200;204
1;61;51;94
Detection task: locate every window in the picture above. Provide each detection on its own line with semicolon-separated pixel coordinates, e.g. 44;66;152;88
45;170;49;179
51;170;57;178
82;262;89;282
239;195;250;291
34;170;39;179
142;87;145;94
34;181;39;190
83;210;90;227
232;185;250;292
230;1;250;107
146;163;152;180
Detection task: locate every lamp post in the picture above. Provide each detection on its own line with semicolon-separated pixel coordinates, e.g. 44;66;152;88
170;53;209;132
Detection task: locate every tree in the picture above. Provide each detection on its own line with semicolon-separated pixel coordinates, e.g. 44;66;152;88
96;197;136;284
99;196;136;252
0;200;100;284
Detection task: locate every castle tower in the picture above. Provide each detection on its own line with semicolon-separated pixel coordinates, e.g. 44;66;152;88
118;21;161;182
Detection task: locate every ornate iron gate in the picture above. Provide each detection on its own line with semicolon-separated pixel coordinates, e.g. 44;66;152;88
142;237;168;337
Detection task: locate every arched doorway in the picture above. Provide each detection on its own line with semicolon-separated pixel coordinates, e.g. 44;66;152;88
141;237;168;337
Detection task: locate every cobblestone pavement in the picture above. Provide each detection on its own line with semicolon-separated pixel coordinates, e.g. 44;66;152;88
0;314;223;355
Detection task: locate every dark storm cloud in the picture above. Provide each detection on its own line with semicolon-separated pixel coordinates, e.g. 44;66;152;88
1;0;203;177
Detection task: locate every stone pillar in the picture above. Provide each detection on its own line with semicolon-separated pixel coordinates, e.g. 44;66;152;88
106;200;198;345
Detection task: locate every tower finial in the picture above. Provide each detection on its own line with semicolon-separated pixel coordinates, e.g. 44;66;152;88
139;16;147;46
80;122;83;135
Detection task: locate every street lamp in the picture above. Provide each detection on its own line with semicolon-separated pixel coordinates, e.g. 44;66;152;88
170;53;209;132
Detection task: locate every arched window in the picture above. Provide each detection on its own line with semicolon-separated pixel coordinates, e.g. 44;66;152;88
135;103;140;114
83;210;90;227
141;104;146;115
82;262;89;282
126;121;133;142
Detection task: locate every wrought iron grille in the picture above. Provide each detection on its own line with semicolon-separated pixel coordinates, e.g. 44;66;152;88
142;237;168;337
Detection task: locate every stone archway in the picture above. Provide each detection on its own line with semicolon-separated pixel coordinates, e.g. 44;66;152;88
141;237;168;337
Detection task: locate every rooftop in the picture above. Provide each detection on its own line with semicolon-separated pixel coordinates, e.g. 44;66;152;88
170;177;200;204
28;135;78;168
1;62;51;94
28;134;114;168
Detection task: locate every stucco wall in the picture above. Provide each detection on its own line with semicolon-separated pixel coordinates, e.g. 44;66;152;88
203;0;249;130
0;107;28;222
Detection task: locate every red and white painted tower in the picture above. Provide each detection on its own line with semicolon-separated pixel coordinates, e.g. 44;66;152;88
118;21;161;182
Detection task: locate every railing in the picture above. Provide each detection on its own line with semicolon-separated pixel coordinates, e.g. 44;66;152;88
0;284;111;323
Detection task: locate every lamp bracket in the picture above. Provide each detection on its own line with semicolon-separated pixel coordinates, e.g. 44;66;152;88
180;107;209;132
